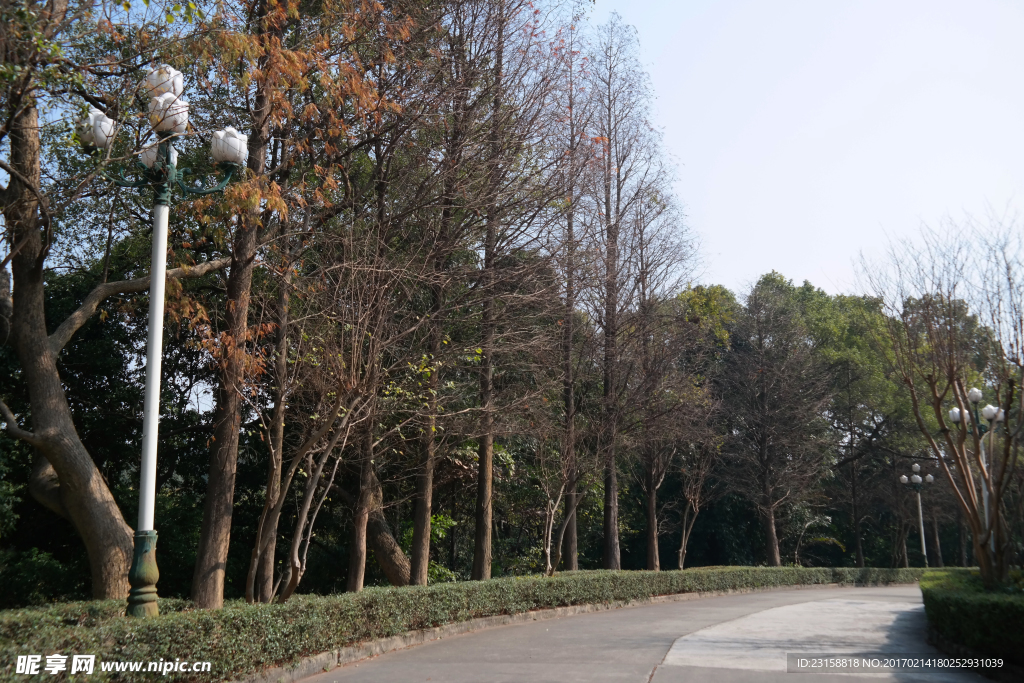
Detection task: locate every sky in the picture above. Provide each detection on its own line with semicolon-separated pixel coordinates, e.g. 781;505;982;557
586;0;1024;296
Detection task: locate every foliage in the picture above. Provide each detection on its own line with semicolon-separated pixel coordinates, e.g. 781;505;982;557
0;549;87;609
0;567;923;682
920;569;1024;665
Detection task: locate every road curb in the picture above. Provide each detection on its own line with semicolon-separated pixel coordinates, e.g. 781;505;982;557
232;581;917;683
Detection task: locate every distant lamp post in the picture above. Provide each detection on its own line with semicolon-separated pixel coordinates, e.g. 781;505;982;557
900;463;933;567
78;64;247;617
949;388;1002;553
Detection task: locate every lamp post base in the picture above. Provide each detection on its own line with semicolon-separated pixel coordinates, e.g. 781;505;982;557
127;530;160;618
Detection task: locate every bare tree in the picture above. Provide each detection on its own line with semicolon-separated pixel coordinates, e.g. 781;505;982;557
585;13;667;570
677;441;719;569
868;222;1024;585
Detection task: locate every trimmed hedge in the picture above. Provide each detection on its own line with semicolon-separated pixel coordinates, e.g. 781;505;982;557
920;569;1024;666
1;567;922;682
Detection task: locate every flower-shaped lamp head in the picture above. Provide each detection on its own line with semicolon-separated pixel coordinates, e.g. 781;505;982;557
924;474;934;484
149;93;189;133
78;108;115;150
982;404;999;421
140;143;177;169
143;64;184;98
948;407;961;424
968;387;983;404
899;475;909;484
996;408;1006;422
210;126;248;165
911;474;922;484
912;463;921;473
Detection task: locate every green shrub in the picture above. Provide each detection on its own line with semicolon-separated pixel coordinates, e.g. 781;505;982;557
0;549;87;609
920;569;1024;666
0;566;922;682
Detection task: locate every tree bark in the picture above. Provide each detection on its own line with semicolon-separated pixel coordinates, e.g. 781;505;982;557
192;27;276;607
646;478;659;570
367;507;410;587
248;262;291;603
4;103;133;599
958;509;968;567
561;191;578;573
762;505;781;567
851;462;865;568
931;511;944;568
548;487;586;576
472;3;505;581
562;485;578;571
191;223;258;608
677;501;699;570
603;460;620;569
347;429;375;592
332;481;409;587
410;313;440;585
473;209;495;580
599;19;622;572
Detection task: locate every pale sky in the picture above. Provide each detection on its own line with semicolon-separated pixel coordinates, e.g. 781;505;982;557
588;0;1024;295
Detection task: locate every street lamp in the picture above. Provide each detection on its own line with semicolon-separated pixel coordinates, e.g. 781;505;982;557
900;463;933;567
78;64;247;617
949;387;1002;553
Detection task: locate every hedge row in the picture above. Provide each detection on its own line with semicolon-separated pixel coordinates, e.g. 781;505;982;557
920;569;1024;666
1;566;923;682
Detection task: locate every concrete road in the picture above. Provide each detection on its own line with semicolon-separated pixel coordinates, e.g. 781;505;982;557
302;585;985;683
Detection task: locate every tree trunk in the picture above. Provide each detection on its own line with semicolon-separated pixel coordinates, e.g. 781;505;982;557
331;481;409;587
762;505;781;567
472;4;505;582
347;430;375;592
542;499;556;574
472;239;494;580
4;103;133;599
367;507;410;587
410;318;439;585
958;509;968;567
191;221;258;607
549;488;585;576
678;501;699;570
562;485;578;571
249;263;290;603
561;203;578;573
646;479;659;570
192;48;273;608
851;462;865;568
931;512;944;568
603;459;620;569
600;28;621;572
558;19;582;575
560;256;577;571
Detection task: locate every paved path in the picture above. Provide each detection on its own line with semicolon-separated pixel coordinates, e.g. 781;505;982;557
302;585;984;683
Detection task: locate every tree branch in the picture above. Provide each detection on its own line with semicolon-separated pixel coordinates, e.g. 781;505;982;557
49;257;231;355
0;397;41;445
0;158;52;224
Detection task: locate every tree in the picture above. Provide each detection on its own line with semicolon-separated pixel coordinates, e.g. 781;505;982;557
585;13;666;570
869;223;1024;585
0;0;232;599
720;273;834;566
547;3;594;572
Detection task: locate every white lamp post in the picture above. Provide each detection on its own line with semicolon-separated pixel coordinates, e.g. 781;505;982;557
900;462;933;567
78;64;247;617
955;388;1002;554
